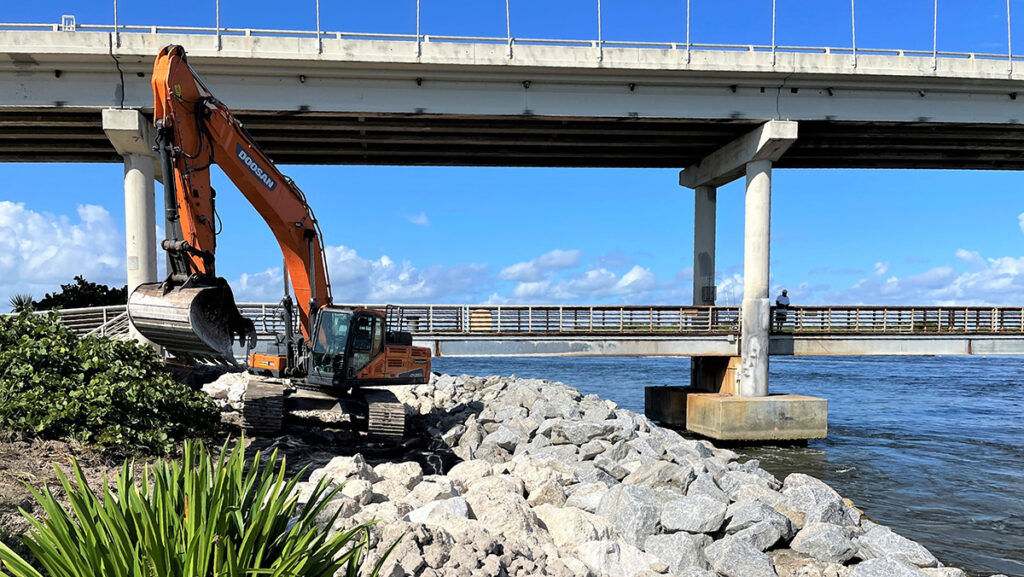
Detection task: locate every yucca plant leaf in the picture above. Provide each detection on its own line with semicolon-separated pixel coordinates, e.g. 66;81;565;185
0;438;399;577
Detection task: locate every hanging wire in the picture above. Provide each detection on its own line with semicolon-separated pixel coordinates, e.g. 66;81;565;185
316;0;321;53
113;0;119;48
416;0;421;57
597;0;603;61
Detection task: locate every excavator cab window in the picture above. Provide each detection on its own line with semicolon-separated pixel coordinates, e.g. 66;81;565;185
311;310;351;375
347;313;385;376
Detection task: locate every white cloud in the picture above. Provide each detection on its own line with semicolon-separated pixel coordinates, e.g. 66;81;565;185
0;202;124;304
955;249;985;270
408;212;430;227
873;261;889;276
1019;211;1024;234
499;249;581;282
808;251;1024;306
507;265;659;304
230;244;490;304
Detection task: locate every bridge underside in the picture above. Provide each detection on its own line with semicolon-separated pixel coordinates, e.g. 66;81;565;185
5;108;1024;169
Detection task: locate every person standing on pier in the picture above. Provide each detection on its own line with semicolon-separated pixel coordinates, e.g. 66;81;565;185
775;289;791;331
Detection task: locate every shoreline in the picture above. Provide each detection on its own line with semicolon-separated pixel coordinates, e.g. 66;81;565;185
216;372;996;577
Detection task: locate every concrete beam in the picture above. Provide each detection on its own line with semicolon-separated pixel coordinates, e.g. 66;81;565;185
679;121;797;188
102;109;163;182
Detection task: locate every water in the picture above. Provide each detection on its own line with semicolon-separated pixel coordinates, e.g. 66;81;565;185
431;355;1024;577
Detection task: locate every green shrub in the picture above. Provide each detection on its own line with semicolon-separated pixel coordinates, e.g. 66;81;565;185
0;312;218;455
0;439;398;577
34;276;127;311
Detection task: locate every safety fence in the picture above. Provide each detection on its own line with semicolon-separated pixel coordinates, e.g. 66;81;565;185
775;306;1024;335
2;0;1021;71
42;303;1024;338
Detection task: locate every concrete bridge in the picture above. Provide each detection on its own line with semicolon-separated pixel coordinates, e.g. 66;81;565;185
6;23;1024;441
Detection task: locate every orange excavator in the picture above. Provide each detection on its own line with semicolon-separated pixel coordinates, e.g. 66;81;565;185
128;45;431;437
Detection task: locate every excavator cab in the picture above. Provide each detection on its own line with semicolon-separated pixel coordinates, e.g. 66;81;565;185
308;308;389;387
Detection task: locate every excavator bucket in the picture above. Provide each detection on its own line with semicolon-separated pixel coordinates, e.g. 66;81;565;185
128;281;256;365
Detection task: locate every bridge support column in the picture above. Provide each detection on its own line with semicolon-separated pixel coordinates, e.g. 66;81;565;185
103;109;162;346
739;159;772;397
693;185;717;306
123;153;157;296
650;119;827;441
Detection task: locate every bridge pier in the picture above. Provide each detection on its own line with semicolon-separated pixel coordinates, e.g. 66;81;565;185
102;109;160;346
650;120;827;441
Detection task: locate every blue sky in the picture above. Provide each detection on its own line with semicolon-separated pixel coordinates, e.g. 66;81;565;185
3;1;1024;306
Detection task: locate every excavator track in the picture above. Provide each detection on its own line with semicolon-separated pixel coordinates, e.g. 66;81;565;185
364;389;406;441
238;381;284;435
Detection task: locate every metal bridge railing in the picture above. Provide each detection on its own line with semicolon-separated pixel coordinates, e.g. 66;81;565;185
39;303;1024;338
1;0;1020;71
775;306;1024;335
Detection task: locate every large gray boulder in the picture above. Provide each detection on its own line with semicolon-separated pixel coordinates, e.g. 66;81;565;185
596;484;664;548
732;519;790;551
480;424;528;452
704;536;779;577
403;497;472;525
309;454;380;485
850;557;928;577
855;525;939;568
791;522;858;563
593;454;630;481
768;549;850;577
661;494;728;534
725;499;795;538
783;483;858;528
533;504;616;548
643;532;713;574
622;460;696;491
532;397;582;420
578;439;607;460
575;540;660;577
565;482;609;514
687;472;730;503
463;476;541;539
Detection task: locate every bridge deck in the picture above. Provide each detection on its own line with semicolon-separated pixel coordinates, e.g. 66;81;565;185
51;303;1024;357
6;30;1024;168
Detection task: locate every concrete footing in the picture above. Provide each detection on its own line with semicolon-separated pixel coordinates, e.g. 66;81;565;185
644;386;694;427
685;393;827;441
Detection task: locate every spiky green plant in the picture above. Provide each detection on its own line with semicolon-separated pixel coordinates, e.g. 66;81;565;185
0;439;400;577
7;294;33;313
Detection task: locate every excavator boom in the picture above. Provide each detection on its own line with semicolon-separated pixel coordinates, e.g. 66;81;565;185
129;45;332;363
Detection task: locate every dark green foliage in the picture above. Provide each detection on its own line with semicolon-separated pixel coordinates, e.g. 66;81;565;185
0;312;218;455
0;439;400;577
34;276;127;311
6;296;33;314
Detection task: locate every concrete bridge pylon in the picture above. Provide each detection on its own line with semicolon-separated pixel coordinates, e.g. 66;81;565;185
647;120;828;441
102;108;161;347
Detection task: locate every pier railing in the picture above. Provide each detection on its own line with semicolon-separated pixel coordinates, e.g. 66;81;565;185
233;303;1024;337
775;306;1024;335
41;303;1024;338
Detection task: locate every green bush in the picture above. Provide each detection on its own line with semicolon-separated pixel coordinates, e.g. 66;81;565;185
0;439;398;577
34;276;127;311
0;312;218;455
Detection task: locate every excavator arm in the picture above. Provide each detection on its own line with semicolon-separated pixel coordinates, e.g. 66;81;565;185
129;45;332;363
